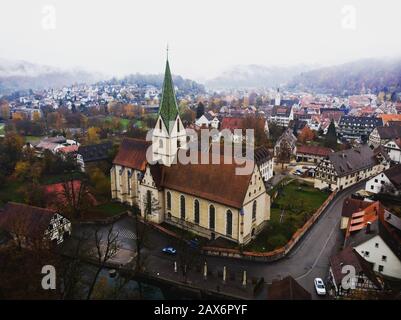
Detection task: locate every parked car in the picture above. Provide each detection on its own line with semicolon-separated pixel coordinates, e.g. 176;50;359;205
162;246;177;255
314;278;327;296
189;238;199;248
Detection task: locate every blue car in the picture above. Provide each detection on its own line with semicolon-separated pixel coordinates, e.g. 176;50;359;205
162;247;177;255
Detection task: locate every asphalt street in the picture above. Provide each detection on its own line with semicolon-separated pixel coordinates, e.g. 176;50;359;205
69;181;366;299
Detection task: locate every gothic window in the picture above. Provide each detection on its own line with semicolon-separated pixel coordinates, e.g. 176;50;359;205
209;205;215;230
159;119;162;131
226;210;232;236
177;119;180;132
180;195;186;220
194;199;200;224
167;191;171;210
252;200;257;221
159;139;163;149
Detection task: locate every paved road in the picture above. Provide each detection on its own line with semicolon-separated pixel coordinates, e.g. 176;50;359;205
69;181;366;299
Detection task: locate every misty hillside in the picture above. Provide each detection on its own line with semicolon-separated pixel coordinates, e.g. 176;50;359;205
0;58;205;95
0;59;102;95
286;58;401;95
205;64;315;89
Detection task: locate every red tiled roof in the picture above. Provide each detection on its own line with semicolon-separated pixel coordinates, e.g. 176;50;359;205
221;117;244;130
0;202;56;239
44;180;97;208
296;145;333;157
161;150;254;209
341;197;372;218
113;138;151;171
58;145;79;154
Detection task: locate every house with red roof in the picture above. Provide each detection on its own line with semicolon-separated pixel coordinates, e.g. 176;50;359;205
0;202;71;248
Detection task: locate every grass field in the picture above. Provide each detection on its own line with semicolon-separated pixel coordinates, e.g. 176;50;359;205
104;116;131;130
245;179;329;252
88;202;130;218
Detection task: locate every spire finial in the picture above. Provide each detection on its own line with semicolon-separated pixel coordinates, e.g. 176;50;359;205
166;43;169;61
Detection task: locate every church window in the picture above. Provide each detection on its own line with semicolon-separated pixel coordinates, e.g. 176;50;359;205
177;119;180;132
180;195;186;220
209;205;215;230
167;191;171;210
252;201;257;221
159;139;163;149
159;119;162;131
194;199;200;224
226;210;232;236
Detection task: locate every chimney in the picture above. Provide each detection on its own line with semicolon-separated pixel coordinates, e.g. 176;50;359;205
366;222;371;234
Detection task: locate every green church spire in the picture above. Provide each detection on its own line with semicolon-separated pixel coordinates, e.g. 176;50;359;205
158;57;179;133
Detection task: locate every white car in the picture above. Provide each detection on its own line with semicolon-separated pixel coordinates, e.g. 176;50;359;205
314;278;326;296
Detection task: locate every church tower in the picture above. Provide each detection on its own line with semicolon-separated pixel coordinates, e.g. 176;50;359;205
152;56;186;166
275;88;281;106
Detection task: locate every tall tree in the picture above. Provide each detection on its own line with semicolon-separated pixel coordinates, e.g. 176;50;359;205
196;102;205;119
325;120;338;149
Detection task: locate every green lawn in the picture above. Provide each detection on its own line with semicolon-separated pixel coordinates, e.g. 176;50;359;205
104;116;130;130
0;123;5;136
245;179;330;252
24;135;44;144
88;202;130;218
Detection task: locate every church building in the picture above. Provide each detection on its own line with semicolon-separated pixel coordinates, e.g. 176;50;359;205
110;57;270;245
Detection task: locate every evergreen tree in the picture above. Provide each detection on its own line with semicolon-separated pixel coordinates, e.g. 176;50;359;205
325;120;337;149
196;102;205;119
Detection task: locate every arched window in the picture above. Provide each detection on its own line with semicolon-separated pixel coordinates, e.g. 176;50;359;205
209;205;215;230
159;139;163;149
159;119;162;131
194;199;200;224
252;200;257;221
226;210;232;236
180;195;186;220
166;191;171;210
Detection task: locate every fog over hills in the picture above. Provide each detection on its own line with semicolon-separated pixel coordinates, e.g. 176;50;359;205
0;58;103;95
0;58;204;95
205;64;317;90
1;57;401;96
206;58;401;95
287;58;401;95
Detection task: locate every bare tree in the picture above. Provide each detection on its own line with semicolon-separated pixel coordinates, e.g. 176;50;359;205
86;223;120;300
276;141;292;169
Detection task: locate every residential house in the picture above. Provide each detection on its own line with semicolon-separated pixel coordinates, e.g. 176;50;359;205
267;276;311;300
314;145;390;191
0;202;72;247
338;116;383;142
77;141;113;171
254;145;274;182
296;145;333;164
270;105;294;127
274;128;297;158
365;164;401;196
329;246;383;297
344;205;401;279
368;125;401;148
195;113;220;129
340;197;372;230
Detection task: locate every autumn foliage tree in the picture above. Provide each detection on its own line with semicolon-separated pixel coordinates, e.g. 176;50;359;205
298;126;315;143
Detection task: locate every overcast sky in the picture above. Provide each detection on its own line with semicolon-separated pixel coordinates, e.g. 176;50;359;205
1;0;401;80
